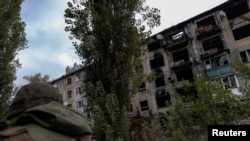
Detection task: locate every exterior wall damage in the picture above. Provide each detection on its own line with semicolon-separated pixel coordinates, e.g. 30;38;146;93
131;0;250;132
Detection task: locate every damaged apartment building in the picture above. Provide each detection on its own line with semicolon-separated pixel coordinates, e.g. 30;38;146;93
131;0;250;121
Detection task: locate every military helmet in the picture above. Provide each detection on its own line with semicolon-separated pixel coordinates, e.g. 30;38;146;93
7;82;62;119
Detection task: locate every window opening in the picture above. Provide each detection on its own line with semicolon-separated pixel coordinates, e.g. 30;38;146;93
213;75;238;89
224;1;249;19
172;49;189;62
76;100;85;109
150;53;165;70
154;69;165;87
239;49;250;63
67;90;72;98
139;82;146;92
140;100;149;111
75;87;83;95
233;24;250;40
202;35;224;51
67;77;72;85
148;40;162;52
176;67;194;82
155;89;171;108
169;31;185;44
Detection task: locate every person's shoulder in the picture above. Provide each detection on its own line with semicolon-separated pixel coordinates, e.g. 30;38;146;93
25;124;92;141
0;124;71;141
0;126;32;140
24;124;72;140
0;124;92;141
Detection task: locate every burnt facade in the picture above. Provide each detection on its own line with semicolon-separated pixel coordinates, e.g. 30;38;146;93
131;0;250;119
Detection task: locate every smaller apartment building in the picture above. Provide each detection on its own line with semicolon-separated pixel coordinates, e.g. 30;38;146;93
51;63;90;117
131;0;250;122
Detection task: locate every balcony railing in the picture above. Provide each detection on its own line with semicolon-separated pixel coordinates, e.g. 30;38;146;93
206;64;234;78
166;31;188;50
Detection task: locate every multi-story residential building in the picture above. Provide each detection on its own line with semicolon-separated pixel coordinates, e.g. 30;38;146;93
51;63;91;117
131;0;250;125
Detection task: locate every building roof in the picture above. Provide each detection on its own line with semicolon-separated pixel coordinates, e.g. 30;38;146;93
151;0;245;38
50;66;84;84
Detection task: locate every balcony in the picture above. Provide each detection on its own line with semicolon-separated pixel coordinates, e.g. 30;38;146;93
196;16;221;40
201;48;218;58
150;53;165;70
170;59;185;68
166;30;188;50
200;35;226;58
170;48;191;70
206;64;234;79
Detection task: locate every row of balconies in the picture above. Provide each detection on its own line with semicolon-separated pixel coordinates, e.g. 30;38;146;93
147;0;249;53
147;16;220;51
150;50;233;79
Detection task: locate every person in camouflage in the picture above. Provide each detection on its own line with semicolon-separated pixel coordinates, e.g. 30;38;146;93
0;82;92;141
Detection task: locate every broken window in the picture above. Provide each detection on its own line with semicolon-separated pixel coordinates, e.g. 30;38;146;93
140;100;149;111
155;77;165;87
139;82;146;92
175;67;194;82
172;48;189;62
150;53;165;70
224;1;249;19
154;69;166;88
233;24;250;40
172;49;189;62
222;76;232;89
239;49;250;63
160;117;168;129
176;86;197;102
148;40;162;52
166;30;188;49
155;89;171;108
202;35;224;51
204;54;229;70
168;31;185;45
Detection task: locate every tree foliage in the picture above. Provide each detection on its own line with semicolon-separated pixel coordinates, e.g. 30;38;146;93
166;60;250;141
23;73;50;83
0;0;27;119
64;0;160;140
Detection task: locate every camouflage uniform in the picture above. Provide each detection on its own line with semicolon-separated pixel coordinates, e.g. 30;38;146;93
0;82;92;141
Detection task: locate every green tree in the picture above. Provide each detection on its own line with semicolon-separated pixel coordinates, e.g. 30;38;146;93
23;73;50;83
166;69;250;140
0;0;27;119
64;0;160;140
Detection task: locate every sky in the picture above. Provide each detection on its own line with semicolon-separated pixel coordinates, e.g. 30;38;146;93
16;0;227;86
